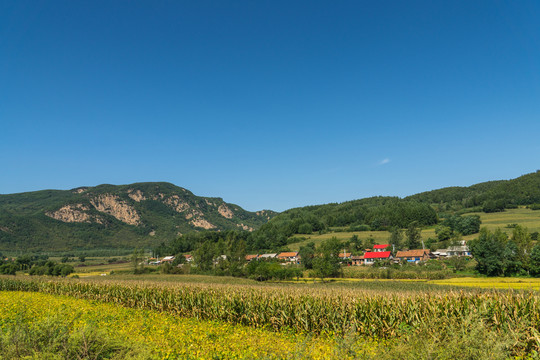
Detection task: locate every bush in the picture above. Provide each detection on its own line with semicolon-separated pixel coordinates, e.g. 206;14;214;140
246;261;302;281
0;263;17;275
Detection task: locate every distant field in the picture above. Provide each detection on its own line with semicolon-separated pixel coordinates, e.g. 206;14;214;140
465;207;540;234
429;277;540;291
289;207;540;250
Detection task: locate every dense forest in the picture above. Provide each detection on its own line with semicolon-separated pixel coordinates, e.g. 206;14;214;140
407;170;540;213
248;197;438;250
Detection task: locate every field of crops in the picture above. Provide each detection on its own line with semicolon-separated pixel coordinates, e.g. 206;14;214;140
1;291;380;359
289;207;540;249
0;275;539;359
430;277;540;291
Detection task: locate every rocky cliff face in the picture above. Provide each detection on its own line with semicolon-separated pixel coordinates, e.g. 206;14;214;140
90;194;141;225
46;204;104;224
0;182;278;252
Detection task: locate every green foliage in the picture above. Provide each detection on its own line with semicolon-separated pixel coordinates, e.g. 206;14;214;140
469;228;509;276
298;242;315;269
388;227;403;251
405;222;422;250
442;215;481;235
407;170;540;212
0;304;146;359
529;244;540;276
311;237;342;279
28;261;74;276
0;182;276;253
245;260;302;281
435;225;453;242
131;249;145;274
0;263;17;275
482;200;506;213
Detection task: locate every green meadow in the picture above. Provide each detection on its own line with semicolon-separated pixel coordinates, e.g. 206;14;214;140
289;207;540;250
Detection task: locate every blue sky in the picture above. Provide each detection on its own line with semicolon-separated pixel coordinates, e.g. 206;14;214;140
1;1;539;212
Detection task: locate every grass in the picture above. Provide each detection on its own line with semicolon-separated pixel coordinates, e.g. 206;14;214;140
429;277;540;291
1;276;536;358
465;207;540;235
0;291;376;359
288;207;540;250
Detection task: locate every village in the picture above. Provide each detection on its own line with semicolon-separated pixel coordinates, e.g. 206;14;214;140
148;242;472;267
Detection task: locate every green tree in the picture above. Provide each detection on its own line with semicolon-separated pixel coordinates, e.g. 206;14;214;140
530;243;540;276
405;222;421;249
131;249;144;274
511;225;533;270
388;227;403;251
469;228;508;276
227;235;247;277
193;240;215;272
311;237;342;280
348;235;362;253
298;242;316;269
435;225;453;242
363;235;375;250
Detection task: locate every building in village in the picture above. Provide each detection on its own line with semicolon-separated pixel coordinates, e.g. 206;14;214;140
363;251;392;265
395;249;433;263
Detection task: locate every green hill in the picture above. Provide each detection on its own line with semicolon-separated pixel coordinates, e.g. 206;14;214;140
248;170;540;251
406;170;540;212
0;182;276;253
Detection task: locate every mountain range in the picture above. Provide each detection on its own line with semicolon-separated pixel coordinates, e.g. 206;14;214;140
1;170;539;254
0;182;276;253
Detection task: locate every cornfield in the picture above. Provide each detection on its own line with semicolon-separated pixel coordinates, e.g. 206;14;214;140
1;276;539;345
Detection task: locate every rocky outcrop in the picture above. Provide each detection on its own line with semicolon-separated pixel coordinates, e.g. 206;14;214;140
128;189;146;202
256;210;273;220
164;195;190;213
237;223;254;231
46;204;103;224
90;194;140;225
190;218;216;229
218;204;234;219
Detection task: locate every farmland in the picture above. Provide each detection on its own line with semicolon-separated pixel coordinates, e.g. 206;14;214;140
1;274;539;359
289;207;540;250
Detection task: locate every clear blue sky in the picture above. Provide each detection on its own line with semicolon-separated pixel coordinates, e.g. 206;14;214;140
1;1;539;212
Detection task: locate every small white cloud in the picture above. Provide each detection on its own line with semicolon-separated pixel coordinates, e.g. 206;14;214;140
379;158;390;165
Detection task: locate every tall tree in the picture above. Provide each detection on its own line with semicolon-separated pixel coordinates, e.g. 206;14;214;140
511;225;533;267
193;240;215;272
469;228;508;276
389;227;403;251
405;222;422;249
298;242;316;269
311;237;342;280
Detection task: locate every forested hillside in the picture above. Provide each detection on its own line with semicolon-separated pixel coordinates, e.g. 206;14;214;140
2;170;540;254
248;197;438;250
406;170;540;212
0;183;276;253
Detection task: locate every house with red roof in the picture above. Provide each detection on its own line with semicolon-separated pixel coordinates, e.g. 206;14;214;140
373;244;390;252
277;252;299;263
395;249;434;263
245;254;259;262
363;251;392;265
